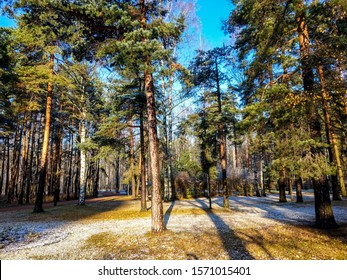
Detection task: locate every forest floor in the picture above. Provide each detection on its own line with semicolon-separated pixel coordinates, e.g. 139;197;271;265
1;191;347;260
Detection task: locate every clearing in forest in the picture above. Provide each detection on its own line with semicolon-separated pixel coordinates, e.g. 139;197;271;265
1;192;347;260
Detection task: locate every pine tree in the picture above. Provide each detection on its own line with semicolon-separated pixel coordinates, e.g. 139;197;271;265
225;0;344;228
189;46;237;208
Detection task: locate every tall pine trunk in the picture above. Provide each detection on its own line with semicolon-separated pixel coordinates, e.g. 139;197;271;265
297;6;337;228
317;63;346;198
92;158;99;198
34;54;54;212
78;116;86;205
26;113;37;204
8;125;21;203
140;110;147;212
53;118;62;206
168;74;175;200
129;112;136;198
18;113;29;205
5;137;10;196
67;126;73;201
145;71;165;232
0;138;7;196
140;0;164;232
216;58;229;208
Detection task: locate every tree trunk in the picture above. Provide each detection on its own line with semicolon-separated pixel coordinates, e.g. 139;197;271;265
8;126;21;203
34;54;54;212
215;58;229;208
313;177;338;229
78;118;86;205
74;122;80;200
67;128;73;201
18;113;29;205
92;159;99;198
317;63;346;198
129;113;136;198
163;110;170;201
0;138;6;196
295;177;304;203
5;137;10;196
53;119;62;206
140;0;164;232
26;113;37;204
278;177;287;202
115;156;120;193
48;128;55;196
296;4;336;226
168;75;175;200
140;110;147;212
145;71;165;232
0;138;7;196
207;173;212;209
260;156;266;196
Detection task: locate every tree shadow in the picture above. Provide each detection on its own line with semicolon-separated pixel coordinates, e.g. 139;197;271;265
193;198;254;260
222;194;347;252
164;200;175;227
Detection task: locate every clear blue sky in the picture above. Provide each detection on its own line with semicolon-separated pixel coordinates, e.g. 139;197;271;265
197;0;233;48
0;15;15;27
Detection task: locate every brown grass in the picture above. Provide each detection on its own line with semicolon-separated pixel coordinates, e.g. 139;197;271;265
1;196;347;260
79;224;347;260
235;224;347;260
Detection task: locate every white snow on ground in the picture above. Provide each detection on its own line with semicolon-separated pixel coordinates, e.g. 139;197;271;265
0;192;346;259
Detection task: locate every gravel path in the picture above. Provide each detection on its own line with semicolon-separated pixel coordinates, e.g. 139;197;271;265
1;193;346;259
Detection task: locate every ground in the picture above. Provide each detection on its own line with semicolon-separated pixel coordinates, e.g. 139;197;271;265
1;191;347;260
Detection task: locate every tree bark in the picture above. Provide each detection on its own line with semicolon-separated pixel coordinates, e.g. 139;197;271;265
168;74;175;200
26;113;37;204
5;137;10;196
8;125;21;203
140;110;147;212
278;177;287;202
115;156;120;193
296;4;336;226
53;117;62;206
313;177;337;229
0;139;5;196
34;54;54;212
78;117;86;205
317;63;346;198
140;0;165;232
295;177;304;203
129;112;136;198
18;113;29;205
92;159;99;198
145;71;165;232
260;156;266;196
215;58;229;208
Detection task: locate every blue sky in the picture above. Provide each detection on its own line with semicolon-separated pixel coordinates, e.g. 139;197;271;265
0;15;15;27
197;0;233;48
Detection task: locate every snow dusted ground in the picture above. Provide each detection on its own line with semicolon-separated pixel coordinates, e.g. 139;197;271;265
0;192;346;259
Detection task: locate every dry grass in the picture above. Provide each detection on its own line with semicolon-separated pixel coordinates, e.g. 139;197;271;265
79;224;347;260
82;230;232;260
235;224;347;260
1;195;347;260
